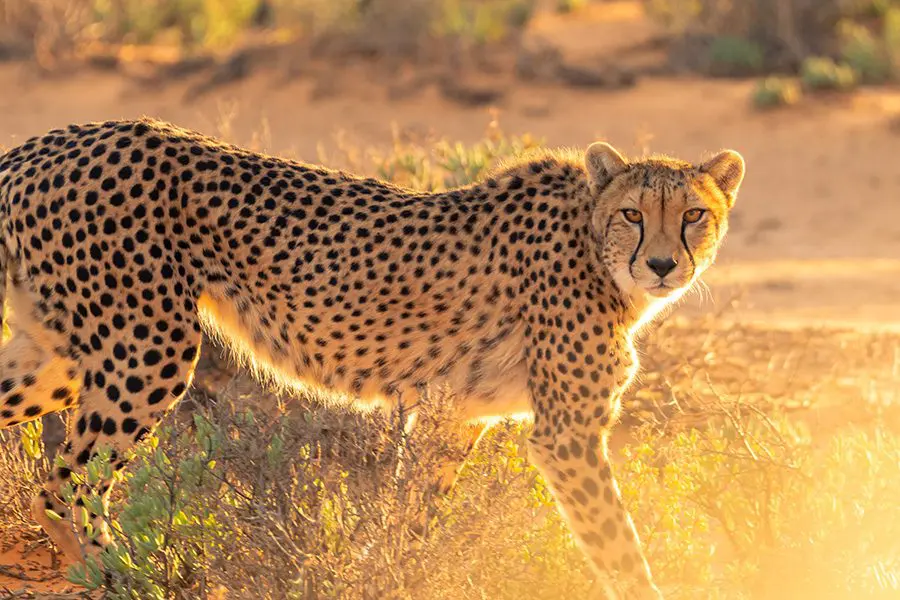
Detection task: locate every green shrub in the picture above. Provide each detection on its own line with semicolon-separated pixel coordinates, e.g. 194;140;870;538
51;382;900;598
57;390;594;599
801;56;857;91
2;0;537;64
431;127;541;189
64;415;227;596
752;76;801;109
646;0;900;83
708;35;765;76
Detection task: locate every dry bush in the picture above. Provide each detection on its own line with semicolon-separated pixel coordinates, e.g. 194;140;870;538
60;385;590;599
0;422;50;543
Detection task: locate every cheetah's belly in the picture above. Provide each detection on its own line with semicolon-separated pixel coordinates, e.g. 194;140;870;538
435;346;532;420
197;291;533;419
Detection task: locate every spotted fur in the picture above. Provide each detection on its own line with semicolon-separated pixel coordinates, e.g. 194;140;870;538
0;119;743;598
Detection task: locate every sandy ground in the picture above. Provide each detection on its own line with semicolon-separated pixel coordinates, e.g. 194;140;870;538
2;4;900;594
0;542;81;598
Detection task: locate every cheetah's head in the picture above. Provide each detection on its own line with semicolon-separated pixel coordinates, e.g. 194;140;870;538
584;142;745;307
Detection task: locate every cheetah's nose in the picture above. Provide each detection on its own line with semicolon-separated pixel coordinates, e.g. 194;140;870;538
646;257;677;278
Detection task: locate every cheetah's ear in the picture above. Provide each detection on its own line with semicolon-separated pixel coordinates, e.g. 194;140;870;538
699;150;745;207
585;142;627;190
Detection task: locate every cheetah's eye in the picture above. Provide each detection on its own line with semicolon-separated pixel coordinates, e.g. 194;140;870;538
683;208;706;224
622;209;643;224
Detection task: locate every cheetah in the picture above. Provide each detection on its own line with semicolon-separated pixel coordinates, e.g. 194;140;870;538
0;119;744;598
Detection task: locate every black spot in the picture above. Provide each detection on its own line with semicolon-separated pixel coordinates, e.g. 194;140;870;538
102;418;117;435
122;417;138;434
143;350;162;366
126;376;144;393
602;518;618;540
147;388;168;405
89;412;103;432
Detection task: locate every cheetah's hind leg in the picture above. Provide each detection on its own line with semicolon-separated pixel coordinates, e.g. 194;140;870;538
0;298;83;559
31;309;204;564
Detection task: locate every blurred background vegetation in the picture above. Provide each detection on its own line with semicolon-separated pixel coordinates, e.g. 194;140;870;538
0;1;896;68
2;0;899;107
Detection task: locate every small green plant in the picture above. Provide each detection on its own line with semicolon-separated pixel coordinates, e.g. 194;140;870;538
432;120;542;188
20;420;44;461
435;0;536;44
647;0;900;86
752;76;801;109
556;0;587;14
801;56;857;91
708;35;765;76
65;415;228;597
360;119;542;191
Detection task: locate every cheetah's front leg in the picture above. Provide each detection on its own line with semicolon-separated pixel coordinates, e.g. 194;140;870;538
528;426;661;599
522;303;662;598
